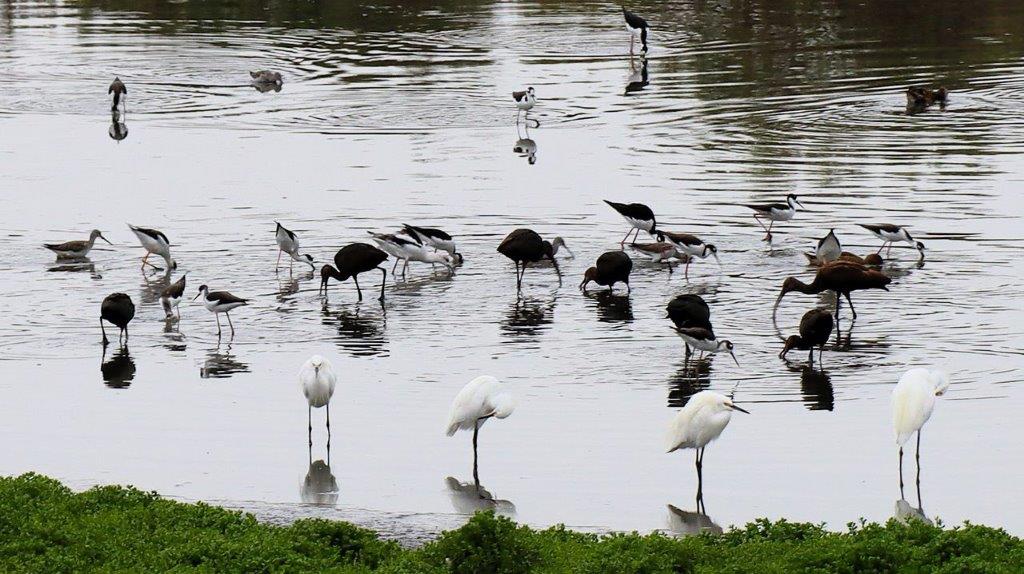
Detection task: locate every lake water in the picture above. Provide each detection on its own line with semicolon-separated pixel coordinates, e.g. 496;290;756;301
1;0;1023;541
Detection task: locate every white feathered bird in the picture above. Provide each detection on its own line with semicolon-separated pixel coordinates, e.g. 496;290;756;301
892;368;950;489
300;355;337;446
445;376;515;482
666;391;748;491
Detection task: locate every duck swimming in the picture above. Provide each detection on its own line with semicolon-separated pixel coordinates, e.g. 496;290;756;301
906;86;947;108
250;70;283;85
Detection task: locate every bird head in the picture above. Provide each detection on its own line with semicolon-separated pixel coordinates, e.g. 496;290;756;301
193;284;208;301
778;277;802;298
787;194;805;209
720;395;750;414
491;391;516;419
779;335;802;360
915;241;926;255
527;87;535;96
864;253;884;266
550;236;573;258
170;259;178;271
704;244;721;264
90;229;113;245
579;267;598;291
453;252;465;264
303;254;316;269
719;340;740;367
433;251;456;272
931;370;951;396
309;355;326;374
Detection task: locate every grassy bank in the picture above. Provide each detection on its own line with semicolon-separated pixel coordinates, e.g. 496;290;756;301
1;474;1022;573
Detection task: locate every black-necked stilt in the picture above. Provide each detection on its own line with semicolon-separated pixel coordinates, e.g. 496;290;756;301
161;273;187;320
44;229;111;259
300;355;337;447
605;200;657;245
780;308;834;364
580;251;633;293
657;232;720;279
193;285;248;336
401;224;463;263
250;70;283;85
674;327;739;366
496;229;570;291
275;221;315;271
128;224;176;271
100;292;135;346
370;231;455;275
745;194;804;242
859;224;926;258
109;77;127;112
815;229;842;264
666;294;712;357
622;7;649;55
319;243;389;302
629;241;683;264
805;251;884;267
512;87;536;124
773;260;891;323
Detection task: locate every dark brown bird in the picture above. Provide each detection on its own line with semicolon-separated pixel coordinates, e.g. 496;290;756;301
773;261;891;323
580;251;633;293
780;308;834;364
804;251;884;267
906;86;947;107
497;229;568;291
100;293;135;346
108;77;127;112
320;243;389;302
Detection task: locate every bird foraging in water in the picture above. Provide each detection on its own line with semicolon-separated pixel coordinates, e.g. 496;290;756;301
319;243;389;302
622;6;649;55
667;294;713;357
193;285;248;337
250;70;283;85
497;229;571;291
401;224;463;263
629;242;683;265
859;224;926;259
657;232;720;279
370;232;455;275
446;375;516;485
674;327;739;367
300;355;337;447
161;273;187;320
512;87;536;124
779;308;834;365
275;222;315;271
605;200;657;245
108;77;127;112
128;224;176;272
815;229;842;264
580;251;633;293
892;368;950;492
666;391;748;503
745;194;804;242
100;293;135;346
44;229;111;259
773;260;891;324
804;251;884;267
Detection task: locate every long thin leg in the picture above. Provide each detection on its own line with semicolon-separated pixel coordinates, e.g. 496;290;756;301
620;227;633;245
898;446;904;493
767;219;775;241
695;447;704;505
515;262;523;291
123;326;129;345
472;420;481;487
844;292;857;319
308;405;312;447
378;267;387;302
140;252;150;270
354;275;363;301
684;259;691;280
808;348;814;365
276;250;282;268
215;313;222;336
915;431;922;486
226;312;235;335
835;291;842;323
391;258;399;274
326;403;331;449
631;228;641;244
101;318;108;345
402;259;409;277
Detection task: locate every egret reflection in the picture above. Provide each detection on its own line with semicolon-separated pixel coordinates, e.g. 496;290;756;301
445;477;515;516
666;504;722;536
301;444;339;506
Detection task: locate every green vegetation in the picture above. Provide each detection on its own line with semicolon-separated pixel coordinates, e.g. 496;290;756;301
2;473;1023;573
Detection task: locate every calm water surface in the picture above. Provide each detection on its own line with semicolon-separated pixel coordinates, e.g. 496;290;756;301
1;0;1023;538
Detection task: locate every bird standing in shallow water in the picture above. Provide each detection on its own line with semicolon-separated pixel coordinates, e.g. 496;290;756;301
44;229;111;259
629;242;683;266
773;260;891;324
512;87;536;125
109;77;127;112
370;232;455;275
319;243;389;302
860;224;926;259
193;285;248;337
804;251;884;267
300;355;337;447
815;229;842;264
401;224;463;263
580;251;633;293
128;224;176;272
161;273;187;320
892;368;950;493
779;308;834;365
622;6;649;55
674;327;739;368
100;293;135;346
275;222;315;271
657;232;720;279
605;200;657;245
745;194;804;242
446;375;516;486
497;229;570;291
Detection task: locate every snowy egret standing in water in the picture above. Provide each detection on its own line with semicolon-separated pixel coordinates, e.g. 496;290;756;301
892;368;950;491
300;355;337;447
446;376;516;485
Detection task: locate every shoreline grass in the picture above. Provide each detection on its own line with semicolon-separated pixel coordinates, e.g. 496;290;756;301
2;473;1022;573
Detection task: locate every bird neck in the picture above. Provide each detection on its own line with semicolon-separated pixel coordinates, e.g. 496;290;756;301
790;278;820;295
323;265;345;281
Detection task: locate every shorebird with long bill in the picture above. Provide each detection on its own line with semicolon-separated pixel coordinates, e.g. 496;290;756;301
128;224;176;271
44;229;111;259
860;224;925;258
275;221;315;271
605;200;657;245
194;285;248;337
745;194;804;241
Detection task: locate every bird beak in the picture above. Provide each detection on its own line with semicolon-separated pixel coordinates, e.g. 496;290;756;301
730;350;740;368
771;292;785;319
881;285;890;291
192;293;201;301
712;252;721;267
563;246;575;259
100;234;113;245
578;278;587;291
795;199;806;209
728;404;750;414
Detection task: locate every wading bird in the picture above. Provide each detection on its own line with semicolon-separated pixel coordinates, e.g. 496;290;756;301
401;224;463;263
161;273;187;320
816;229;842;263
128;224;176;272
194;285;248;337
779;308;834;365
657;232;720;279
512;87;536;124
859;224;926;258
605;200;657;245
773;260;891;323
629;242;683;265
100;293;135;346
275;221;315;271
109;77;127;112
674;327;739;367
446;375;516;485
666;391;748;504
745;194;804;242
300;355;337;447
580;251;633;293
622;6;649;55
667;293;713;357
804;251;884;267
370;232;454;275
44;229;111;259
892;368;950;492
319;243;389;302
497;229;570;291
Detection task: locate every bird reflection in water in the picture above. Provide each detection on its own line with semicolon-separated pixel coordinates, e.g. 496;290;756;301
445;477;515;517
277;270;314;304
200;343;250;379
139;270;171;306
667;360;711;408
108;110;128;141
100;345;135;389
797;364;834;411
321;303;387;357
500;296;554;340
252;81;282;94
301;444;339;506
666;504;722;536
624;56;649;95
513;123;537;165
584;290;633;323
48;259;101;280
162;319;187;352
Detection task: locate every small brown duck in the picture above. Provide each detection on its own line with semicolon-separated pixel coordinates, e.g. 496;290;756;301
250;70;283;85
906;86;947;107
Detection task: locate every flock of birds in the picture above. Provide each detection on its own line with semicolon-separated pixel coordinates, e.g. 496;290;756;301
43;6;952;514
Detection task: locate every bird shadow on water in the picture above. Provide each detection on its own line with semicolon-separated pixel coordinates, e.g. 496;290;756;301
100;345;135;389
624;56;649;95
301;443;339;506
500;296;555;342
445;476;516;517
276;270;314;304
584;290;634;323
108;110;128;141
321;302;387;357
199;343;250;379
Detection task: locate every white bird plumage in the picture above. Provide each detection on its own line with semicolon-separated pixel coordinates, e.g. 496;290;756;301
666;391;747;453
892;368;950;491
300;355;337;446
446;375;515;437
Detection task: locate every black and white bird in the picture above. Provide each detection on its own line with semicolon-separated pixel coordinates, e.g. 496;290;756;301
193;285;248;337
275;221;315;271
605;200;657;245
496;229;571;291
100;293;135;347
622;7;649;55
369;232;455;275
44;229;111;259
160;273;187;320
745;194;804;242
319;243;389;302
128;224;176;271
657;232;720;279
628;242;683;264
401;224;463;263
666;294;713;356
512;87;536;123
814;229;842;264
780;308;834;365
580;251;633;293
109;77;127;112
674;327;739;367
859;224;926;258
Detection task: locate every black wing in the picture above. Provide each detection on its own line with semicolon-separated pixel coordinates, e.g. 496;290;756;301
859;223;901;234
674;327;715;341
403;224;451;241
162;275;187;298
209;291;248;305
512;90;528;102
604;200;654;221
622;7;648;29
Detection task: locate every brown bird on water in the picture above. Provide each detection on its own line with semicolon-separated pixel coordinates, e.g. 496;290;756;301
773;260;891;323
580;251;633;293
804;251;884;267
319;243;389;302
780;308;834;365
109;77;127;112
906;86;947;107
497;229;569;291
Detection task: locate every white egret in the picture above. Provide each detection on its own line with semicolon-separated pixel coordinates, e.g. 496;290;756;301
445;375;516;485
666;391;749;506
300;355;337;447
892;368;950;491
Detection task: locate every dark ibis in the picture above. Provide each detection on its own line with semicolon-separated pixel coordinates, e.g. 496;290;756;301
780;308;834;364
773;260;891;323
320;243;389;302
496;229;568;291
580;251;633;293
100;293;135;346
